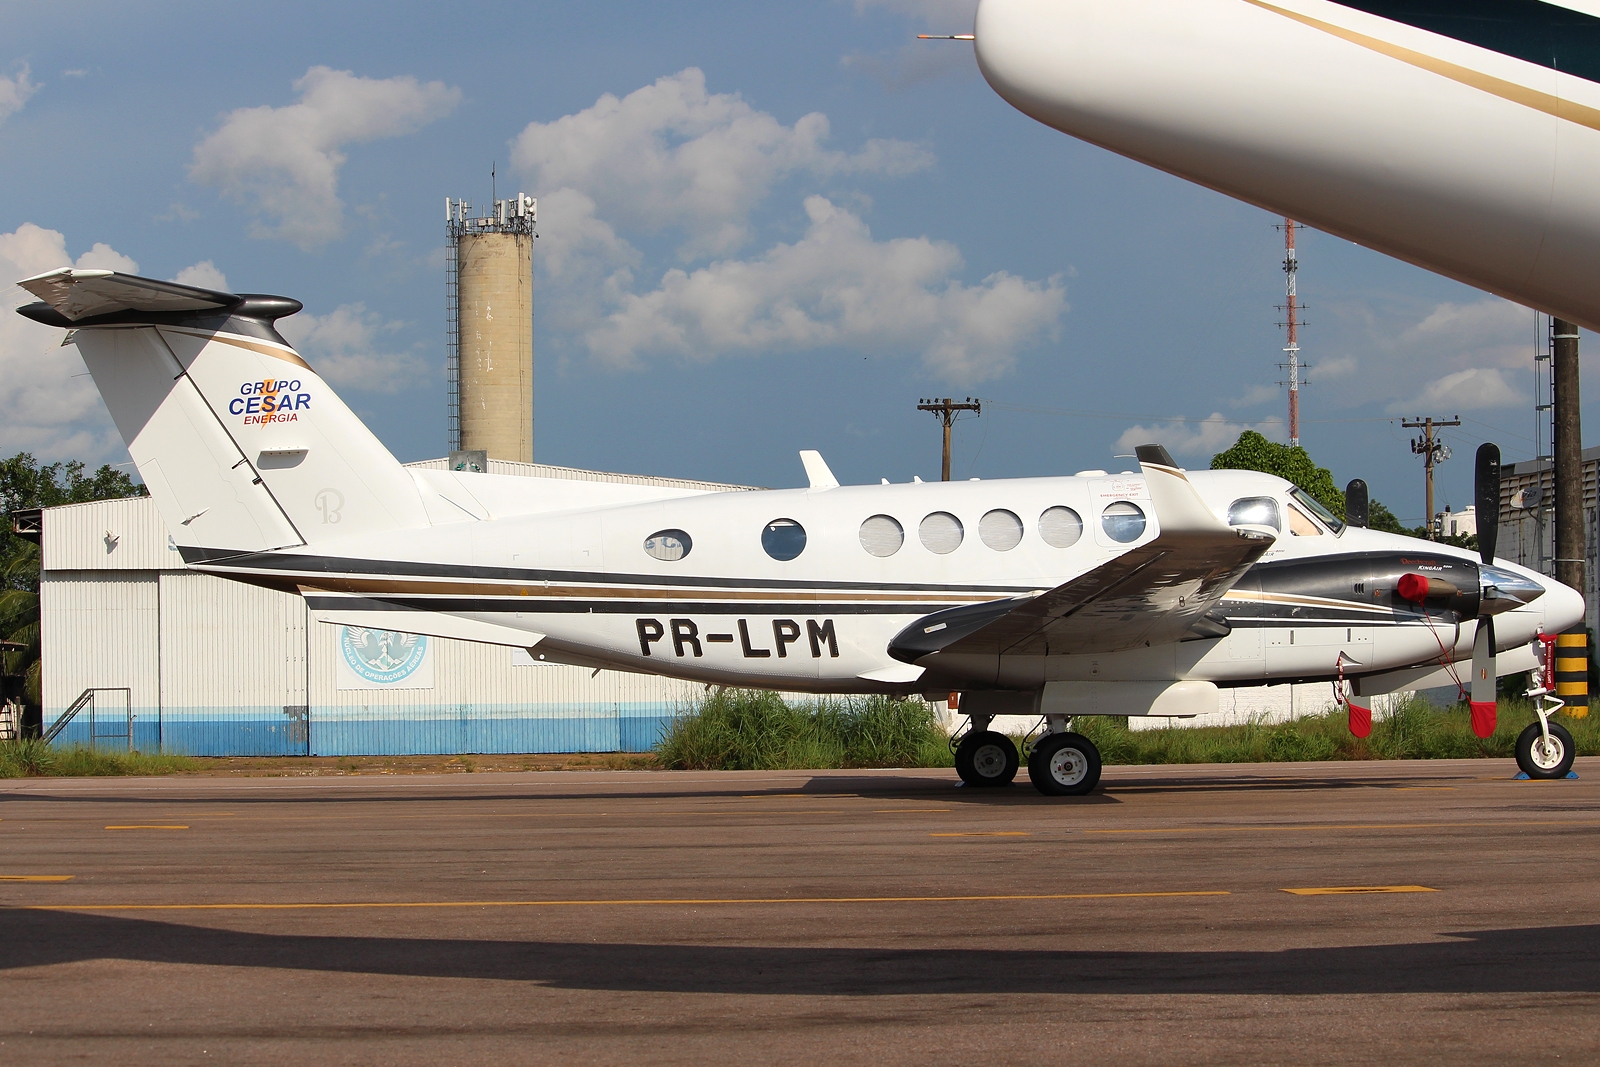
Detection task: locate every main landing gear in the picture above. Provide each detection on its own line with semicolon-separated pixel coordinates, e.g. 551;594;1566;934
953;713;1103;795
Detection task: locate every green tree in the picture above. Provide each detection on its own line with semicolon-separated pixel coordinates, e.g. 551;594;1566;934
1211;432;1424;539
1210;431;1345;514
1;454;146;711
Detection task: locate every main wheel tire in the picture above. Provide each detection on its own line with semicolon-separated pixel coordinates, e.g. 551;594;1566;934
1516;721;1576;779
955;730;1019;787
1028;732;1102;796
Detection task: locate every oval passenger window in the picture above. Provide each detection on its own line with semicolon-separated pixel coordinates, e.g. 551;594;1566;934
762;518;807;561
643;529;691;562
1038;506;1083;549
1101;501;1146;543
919;511;964;554
1227;496;1280;530
979;509;1023;551
859;514;904;557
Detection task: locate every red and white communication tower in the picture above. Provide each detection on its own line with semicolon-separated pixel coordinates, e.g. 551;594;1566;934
1278;218;1304;446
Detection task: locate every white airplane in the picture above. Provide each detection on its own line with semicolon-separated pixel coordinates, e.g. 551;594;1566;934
14;271;1583;791
972;0;1600;333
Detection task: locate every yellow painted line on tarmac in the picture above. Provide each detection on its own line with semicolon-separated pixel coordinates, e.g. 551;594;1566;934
104;825;189;830
1281;885;1439;896
0;875;73;882
930;831;1030;837
1086;819;1600;835
32;890;1231;913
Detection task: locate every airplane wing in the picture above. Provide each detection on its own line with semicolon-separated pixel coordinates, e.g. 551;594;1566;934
889;445;1275;663
16;267;236;322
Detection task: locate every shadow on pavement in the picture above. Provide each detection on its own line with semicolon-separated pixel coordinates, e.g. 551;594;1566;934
5;909;1598;995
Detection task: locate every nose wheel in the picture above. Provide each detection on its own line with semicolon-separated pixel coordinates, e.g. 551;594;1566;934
1027;731;1103;796
954;730;1019;786
1516;720;1575;779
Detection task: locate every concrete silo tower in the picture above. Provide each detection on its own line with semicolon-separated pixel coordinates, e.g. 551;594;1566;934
445;193;536;463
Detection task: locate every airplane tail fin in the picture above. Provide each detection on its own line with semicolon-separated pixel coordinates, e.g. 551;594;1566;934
16;268;428;556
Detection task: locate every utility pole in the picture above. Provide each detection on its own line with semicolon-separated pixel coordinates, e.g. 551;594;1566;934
1553;319;1585;599
1276;219;1307;447
1552;318;1588;704
1403;415;1461;538
917;397;981;481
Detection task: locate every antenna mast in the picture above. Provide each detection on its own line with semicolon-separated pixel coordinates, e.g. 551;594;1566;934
1276;219;1305;447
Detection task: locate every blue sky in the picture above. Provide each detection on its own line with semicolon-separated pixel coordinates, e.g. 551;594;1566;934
0;0;1587;523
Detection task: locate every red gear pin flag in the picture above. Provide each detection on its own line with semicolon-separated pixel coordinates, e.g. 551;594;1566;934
1336;653;1371;738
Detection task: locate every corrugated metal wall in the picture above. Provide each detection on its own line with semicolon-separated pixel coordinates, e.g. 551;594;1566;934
309;633;701;755
39;497;708;756
158;571;310;757
40;571;161;749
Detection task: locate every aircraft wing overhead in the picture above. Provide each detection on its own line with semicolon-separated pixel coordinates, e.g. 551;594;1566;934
16;267;237;321
890;445;1275;662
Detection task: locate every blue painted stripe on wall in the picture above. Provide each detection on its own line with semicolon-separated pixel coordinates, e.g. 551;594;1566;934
44;703;682;758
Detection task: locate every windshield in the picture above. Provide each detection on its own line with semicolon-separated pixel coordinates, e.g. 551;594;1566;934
1289;487;1345;535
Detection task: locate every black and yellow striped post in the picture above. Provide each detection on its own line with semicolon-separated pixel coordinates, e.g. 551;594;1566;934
1556;631;1588;715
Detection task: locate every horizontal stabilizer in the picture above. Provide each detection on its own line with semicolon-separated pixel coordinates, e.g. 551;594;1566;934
18;268;236;320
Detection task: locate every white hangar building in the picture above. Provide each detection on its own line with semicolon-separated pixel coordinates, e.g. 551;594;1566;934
34;460;744;757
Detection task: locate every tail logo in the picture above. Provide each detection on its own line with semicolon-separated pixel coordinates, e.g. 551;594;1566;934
314;488;344;524
229;379;310;425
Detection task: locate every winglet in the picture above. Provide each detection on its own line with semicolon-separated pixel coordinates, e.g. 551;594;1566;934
799;450;840;489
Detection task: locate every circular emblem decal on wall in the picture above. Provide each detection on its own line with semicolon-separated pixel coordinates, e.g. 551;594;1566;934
340;627;428;685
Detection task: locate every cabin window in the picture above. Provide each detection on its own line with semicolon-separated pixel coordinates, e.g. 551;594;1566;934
979;509;1024;551
859;514;904;557
1227;496;1280;530
1287;505;1323;536
1038;506;1084;548
1101;501;1146;543
920;511;964;554
643;529;692;561
762;518;807;560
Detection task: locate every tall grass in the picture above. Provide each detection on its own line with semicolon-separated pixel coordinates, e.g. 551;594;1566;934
1073;694;1600;766
655;689;1600;771
0;739;199;778
654;689;953;770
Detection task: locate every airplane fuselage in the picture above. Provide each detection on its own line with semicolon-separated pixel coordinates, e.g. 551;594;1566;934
189;464;1573;705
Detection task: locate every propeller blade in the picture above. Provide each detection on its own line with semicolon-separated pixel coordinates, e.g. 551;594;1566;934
1475;443;1500;565
1345;479;1369;528
1470;616;1497;738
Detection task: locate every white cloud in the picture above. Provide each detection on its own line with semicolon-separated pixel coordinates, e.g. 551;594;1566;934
0;63;38;124
581;196;1066;382
1391;367;1526;414
512;68;931;259
1319;294;1535;414
1115;414;1286;459
190;66;461;250
277;303;429;393
170;260;229;291
0;224;135;459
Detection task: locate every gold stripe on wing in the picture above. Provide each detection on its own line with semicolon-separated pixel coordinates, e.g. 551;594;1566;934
1241;0;1600;134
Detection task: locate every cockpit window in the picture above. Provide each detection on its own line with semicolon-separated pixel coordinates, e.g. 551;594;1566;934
1287;505;1323;536
1227;496;1280;530
1288;487;1345;535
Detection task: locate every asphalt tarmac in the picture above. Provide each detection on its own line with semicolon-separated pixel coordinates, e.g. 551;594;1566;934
4;758;1599;1066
